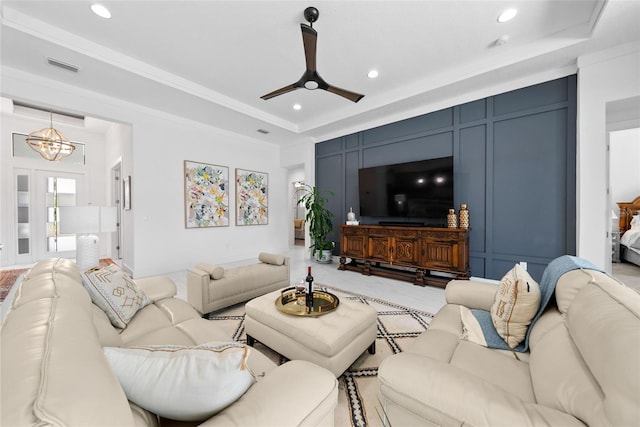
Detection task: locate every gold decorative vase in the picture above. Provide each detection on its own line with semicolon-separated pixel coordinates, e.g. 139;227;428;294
459;203;469;229
447;209;458;228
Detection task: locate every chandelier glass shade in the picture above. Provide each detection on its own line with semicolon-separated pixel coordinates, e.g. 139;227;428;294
26;111;75;161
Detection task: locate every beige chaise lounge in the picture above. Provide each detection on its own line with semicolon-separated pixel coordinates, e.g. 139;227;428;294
378;255;640;426
1;258;337;426
187;252;290;315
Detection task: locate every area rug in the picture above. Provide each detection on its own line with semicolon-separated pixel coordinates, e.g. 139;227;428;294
207;286;434;427
0;258;116;302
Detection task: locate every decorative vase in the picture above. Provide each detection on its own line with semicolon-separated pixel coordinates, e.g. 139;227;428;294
447;209;458;228
459;203;469;229
347;207;356;222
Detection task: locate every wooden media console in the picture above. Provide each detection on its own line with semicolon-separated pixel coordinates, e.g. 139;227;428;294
338;224;470;288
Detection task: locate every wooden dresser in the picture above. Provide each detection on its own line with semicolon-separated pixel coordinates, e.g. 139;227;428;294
339;224;470;288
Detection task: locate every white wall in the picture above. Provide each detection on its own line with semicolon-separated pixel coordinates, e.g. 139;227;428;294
610;128;640;215
130;113;288;277
2;68;296;277
577;42;640;270
104;121;133;263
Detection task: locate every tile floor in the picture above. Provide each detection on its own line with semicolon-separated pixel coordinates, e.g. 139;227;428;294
167;245;448;315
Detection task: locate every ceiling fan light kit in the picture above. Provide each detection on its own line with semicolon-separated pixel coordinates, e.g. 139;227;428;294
261;7;364;103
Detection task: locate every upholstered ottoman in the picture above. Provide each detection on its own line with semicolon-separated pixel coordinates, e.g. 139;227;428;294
244;289;377;377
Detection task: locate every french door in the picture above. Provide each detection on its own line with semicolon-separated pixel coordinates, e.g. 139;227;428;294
33;170;86;262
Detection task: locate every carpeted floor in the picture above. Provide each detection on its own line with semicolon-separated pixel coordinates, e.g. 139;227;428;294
0;258;116;303
207;286;433;427
612;261;640;293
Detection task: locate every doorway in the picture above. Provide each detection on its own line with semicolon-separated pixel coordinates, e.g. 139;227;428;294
606;96;640;278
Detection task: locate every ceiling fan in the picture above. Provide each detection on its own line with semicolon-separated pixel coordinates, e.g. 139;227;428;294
261;7;365;103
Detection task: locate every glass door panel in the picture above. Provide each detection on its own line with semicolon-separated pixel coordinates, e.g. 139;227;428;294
45;176;77;254
34;171;85;261
16;173;30;255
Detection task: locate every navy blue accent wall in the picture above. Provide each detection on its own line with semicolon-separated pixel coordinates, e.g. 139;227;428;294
315;76;577;281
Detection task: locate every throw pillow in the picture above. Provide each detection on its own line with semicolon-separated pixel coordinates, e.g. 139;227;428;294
490;264;541;349
103;343;255;421
258;252;285;265
631;214;640;230
459;306;488;347
81;264;151;329
195;263;224;280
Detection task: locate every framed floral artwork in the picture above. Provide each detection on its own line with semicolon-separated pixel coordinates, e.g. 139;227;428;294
236;168;268;225
184;160;229;228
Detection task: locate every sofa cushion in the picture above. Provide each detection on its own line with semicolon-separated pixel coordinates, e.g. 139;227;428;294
196;263;224;280
258;252;285;266
490;264;540;348
81;265;151;328
104;343;255;422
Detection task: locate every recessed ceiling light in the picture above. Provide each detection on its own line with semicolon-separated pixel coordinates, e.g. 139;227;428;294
367;69;379;79
91;4;112;19
497;8;517;23
293;104;302;111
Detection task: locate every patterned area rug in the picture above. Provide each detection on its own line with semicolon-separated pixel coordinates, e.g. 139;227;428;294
207;286;434;427
0;258;116;302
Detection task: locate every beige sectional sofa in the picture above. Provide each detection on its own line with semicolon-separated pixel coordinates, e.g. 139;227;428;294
1;258;337;426
187;252;290;315
378;256;640;426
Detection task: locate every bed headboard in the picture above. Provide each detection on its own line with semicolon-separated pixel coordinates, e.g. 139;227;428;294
617;196;640;234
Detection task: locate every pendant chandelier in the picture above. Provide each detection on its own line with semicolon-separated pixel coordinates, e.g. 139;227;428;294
26;110;75;161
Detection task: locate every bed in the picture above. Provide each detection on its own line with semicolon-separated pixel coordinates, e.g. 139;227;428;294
617;196;640;266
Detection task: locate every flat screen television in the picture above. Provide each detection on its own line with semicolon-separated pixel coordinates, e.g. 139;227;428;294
358;156;454;221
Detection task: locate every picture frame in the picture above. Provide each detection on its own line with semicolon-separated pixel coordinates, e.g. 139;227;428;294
184;160;229;228
123;176;131;210
236;168;268;225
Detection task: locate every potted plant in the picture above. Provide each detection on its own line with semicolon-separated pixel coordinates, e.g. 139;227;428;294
297;184;335;263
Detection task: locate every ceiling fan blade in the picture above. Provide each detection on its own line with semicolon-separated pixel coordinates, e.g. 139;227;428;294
325;85;365;103
301;23;317;72
260;83;299;100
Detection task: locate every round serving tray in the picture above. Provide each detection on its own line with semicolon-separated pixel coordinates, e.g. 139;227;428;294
275;287;340;317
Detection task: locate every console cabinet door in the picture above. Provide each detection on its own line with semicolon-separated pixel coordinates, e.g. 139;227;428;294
341;228;367;259
421;231;462;271
368;235;390;262
392;235;420;265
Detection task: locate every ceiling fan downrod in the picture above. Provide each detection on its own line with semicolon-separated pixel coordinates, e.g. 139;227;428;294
304;6;319;27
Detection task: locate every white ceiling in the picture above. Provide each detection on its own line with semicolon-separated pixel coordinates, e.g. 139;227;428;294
2;1;639;146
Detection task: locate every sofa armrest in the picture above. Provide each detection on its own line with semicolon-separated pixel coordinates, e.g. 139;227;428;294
135;276;177;302
200;360;338;427
379;353;584;427
186;268;210;315
444;279;498;311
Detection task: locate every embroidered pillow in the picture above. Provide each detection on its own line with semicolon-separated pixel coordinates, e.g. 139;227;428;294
103;343;255;421
490;264;541;348
81;264;151;328
195;263;224;280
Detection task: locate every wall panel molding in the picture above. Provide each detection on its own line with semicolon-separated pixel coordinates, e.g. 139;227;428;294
316;76;577;281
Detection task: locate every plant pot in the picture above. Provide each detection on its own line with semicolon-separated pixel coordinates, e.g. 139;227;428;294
314;249;333;264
